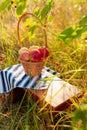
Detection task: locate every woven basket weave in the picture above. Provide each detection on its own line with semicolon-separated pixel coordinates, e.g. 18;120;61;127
20;59;45;76
17;13;48;76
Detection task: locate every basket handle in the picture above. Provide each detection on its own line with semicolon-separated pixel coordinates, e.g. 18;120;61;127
17;12;47;48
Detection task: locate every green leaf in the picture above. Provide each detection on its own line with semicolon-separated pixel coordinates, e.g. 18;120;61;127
34;7;40;17
8;4;11;11
28;32;35;40
16;0;28;16
72;104;87;130
58;27;74;42
79;15;87;26
16;5;23;15
40;0;53;20
47;15;54;22
24;18;32;27
16;3;26;16
61;27;74;36
28;22;37;34
19;0;26;2
57;15;87;44
29;24;36;35
33;0;38;3
0;0;11;12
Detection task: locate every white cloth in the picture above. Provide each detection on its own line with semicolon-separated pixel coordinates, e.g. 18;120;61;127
0;64;58;93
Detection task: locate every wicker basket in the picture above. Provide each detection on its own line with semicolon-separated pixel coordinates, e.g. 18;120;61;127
17;13;48;76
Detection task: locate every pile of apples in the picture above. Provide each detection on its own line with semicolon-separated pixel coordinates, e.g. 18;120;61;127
19;45;49;62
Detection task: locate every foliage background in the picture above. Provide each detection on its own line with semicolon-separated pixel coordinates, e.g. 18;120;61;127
0;0;87;130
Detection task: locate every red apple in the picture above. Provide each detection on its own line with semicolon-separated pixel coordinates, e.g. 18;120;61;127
19;51;30;61
29;49;41;62
38;46;49;58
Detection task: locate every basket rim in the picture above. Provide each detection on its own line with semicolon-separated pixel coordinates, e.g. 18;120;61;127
19;58;46;63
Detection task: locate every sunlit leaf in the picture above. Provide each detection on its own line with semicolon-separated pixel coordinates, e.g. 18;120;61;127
72;104;87;130
33;0;38;3
57;27;74;42
16;5;23;15
28;32;35;40
47;15;54;22
19;0;26;2
34;7;40;16
16;0;28;16
29;24;36;35
40;0;53;20
7;4;11;11
16;3;26;16
24;18;33;27
79;15;87;25
0;0;11;12
57;15;87;44
61;27;74;36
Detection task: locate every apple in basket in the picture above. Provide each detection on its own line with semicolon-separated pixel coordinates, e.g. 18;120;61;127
38;46;49;58
28;45;41;62
28;49;42;62
19;46;50;62
19;51;30;61
19;47;29;55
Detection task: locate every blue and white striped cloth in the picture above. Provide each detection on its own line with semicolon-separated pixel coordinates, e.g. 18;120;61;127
0;64;58;93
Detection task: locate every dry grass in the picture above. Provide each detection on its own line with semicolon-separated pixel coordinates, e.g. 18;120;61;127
0;0;87;129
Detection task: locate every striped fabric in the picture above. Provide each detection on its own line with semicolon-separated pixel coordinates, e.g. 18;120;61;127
0;64;58;93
